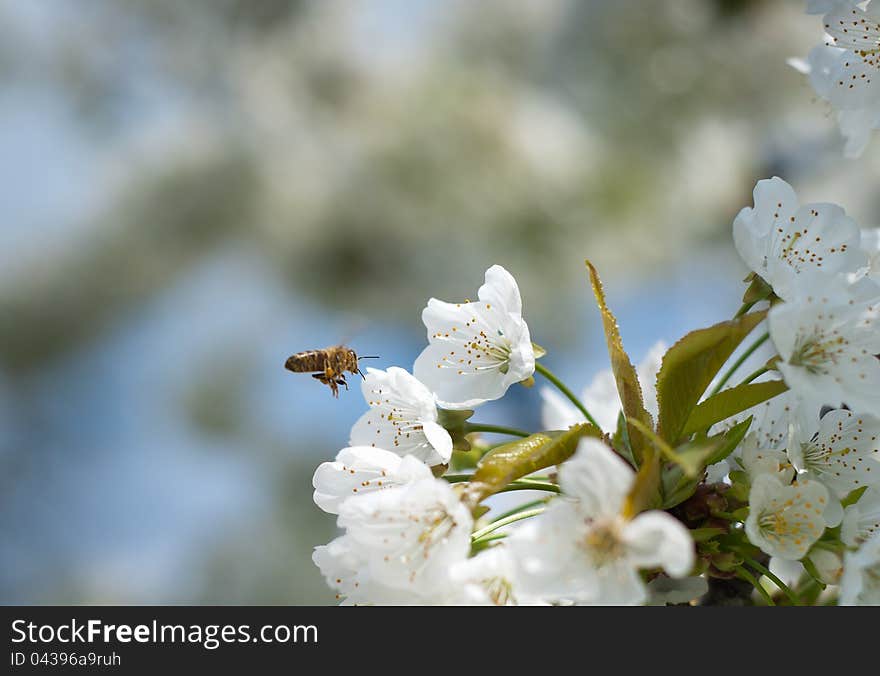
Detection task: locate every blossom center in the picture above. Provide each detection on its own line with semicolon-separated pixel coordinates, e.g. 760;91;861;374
392;504;460;584
415;506;458;553
798;439;855;477
789;332;846;374
432;322;514;377
581;518;626;568
481;577;515;606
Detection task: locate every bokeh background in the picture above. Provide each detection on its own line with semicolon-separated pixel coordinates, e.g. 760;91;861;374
2;0;879;604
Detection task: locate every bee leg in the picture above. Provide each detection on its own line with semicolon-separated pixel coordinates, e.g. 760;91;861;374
311;372;336;396
321;365;341;397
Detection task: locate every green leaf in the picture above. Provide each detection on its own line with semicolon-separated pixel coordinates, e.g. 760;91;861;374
462;423;602;507
624;454;662;517
612;410;636;468
629;417;722;480
655;310;767;445
586;261;653;464
704;416;753;467
691;527;726;543
728;507;750;522
727;470;750;503
659;419;752;509
661;466;698;509
673;438;725;479
682;380;787;438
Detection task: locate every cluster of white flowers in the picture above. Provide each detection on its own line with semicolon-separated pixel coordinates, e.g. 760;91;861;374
795;0;880;157
305;2;880;606
723;175;880;604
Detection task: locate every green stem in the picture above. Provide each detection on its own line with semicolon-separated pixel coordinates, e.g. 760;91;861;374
736;566;775;606
470;532;508;553
733;300;757;319
800;556;829;590
743;557;800;606
796;577;825;605
462;422;530;438
496;480;561;495
470;507;546;542
534;362;601;429
740;365;770;386
710;332;770;396
489;498;551;524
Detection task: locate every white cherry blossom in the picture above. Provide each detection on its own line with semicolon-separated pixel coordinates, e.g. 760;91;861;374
840;530;880;605
509;438;694;605
745;474;829;560
540;341;664;433
349;367;452;466
769;290;880;413
337;478;472;595
413;265;535;409
842;486;880;546
740;436;796;483
733;177;864;300
312;535;419;605
312;446;433;515
796;2;880;157
448;545;532;606
787;409;880;499
708;387;805;482
734;420;844;528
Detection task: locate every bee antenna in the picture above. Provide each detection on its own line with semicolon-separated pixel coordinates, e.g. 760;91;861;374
357;355;381;360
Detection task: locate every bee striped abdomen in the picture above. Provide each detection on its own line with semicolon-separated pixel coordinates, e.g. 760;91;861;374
285;350;329;373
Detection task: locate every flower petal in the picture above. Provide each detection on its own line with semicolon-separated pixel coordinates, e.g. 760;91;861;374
421;420;453;464
623;511;695;578
559;438;634;518
478;264;523;315
312;446;432;514
842;487;880;546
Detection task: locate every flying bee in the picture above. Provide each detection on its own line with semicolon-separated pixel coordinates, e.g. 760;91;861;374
284;345;379;398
